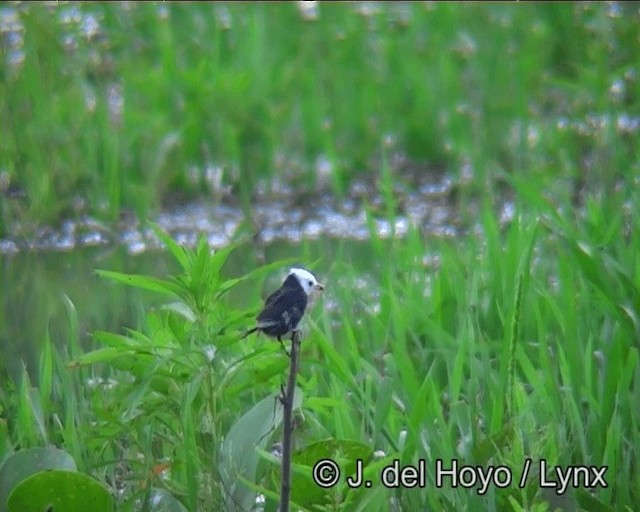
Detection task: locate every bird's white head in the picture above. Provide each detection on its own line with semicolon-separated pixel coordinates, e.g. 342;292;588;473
289;268;324;296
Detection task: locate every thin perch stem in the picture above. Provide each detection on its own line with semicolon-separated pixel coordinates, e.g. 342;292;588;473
280;330;301;512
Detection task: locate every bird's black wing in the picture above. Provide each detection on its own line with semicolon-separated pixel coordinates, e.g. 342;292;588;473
286;303;305;330
257;284;307;324
263;285;288;307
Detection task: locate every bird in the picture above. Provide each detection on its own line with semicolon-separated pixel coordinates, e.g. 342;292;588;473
244;267;324;343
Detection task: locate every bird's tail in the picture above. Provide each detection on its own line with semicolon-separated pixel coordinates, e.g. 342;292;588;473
242;327;259;339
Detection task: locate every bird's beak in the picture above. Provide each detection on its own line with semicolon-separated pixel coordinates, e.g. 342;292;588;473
316;282;324;291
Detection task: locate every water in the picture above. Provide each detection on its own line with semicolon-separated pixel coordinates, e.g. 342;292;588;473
0;233;398;383
0;171;466;254
1;246;172;382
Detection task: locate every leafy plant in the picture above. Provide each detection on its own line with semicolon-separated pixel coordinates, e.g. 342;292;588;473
72;225;298;509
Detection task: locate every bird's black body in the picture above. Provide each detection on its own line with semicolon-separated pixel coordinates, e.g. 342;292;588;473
247;273;309;340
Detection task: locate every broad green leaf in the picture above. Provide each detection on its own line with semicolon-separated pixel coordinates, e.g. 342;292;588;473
96;269;184;297
220;390;302;512
7;470;112;512
93;331;138;348
0;448;77;512
70;347;135;366
161;301;197;322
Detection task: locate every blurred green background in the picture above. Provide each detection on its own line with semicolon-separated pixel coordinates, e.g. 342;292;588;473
1;2;637;231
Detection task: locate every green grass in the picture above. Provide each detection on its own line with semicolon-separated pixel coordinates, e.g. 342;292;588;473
2;180;638;510
2;3;639;230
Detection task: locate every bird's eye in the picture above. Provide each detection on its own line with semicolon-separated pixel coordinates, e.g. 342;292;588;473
308;280;313;286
